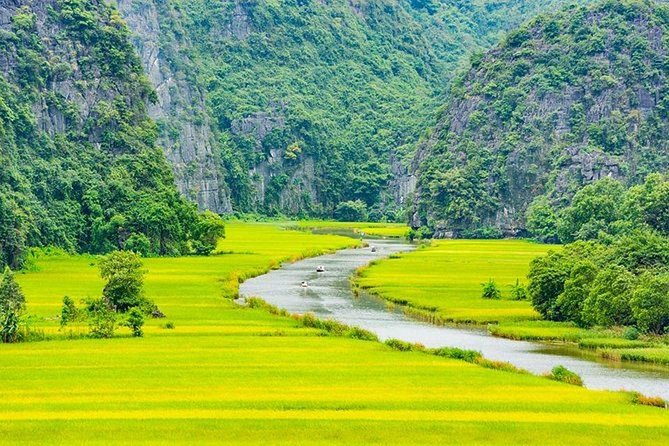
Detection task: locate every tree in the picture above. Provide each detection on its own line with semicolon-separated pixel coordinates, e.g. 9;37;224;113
526;196;559;243
582;265;636;327
554;260;597;326
334;200;368;222
0;267;26;343
99;251;145;312
192;211;226;255
557;177;625;242
630;273;669;334
527;251;571;320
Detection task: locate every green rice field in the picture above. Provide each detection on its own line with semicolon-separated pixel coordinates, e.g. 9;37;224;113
1;224;668;444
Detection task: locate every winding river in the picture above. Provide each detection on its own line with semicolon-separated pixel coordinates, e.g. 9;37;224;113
240;239;669;399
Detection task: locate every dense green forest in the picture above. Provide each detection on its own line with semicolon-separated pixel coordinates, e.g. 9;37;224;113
124;0;594;218
415;0;669;236
0;0;222;268
527;174;669;333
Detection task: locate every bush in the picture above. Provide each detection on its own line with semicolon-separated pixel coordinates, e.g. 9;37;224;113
60;296;80;328
126;308;145;337
86;297;116;338
0;267;26;343
481;279;501;299
623;326;640;340
509;280;528;301
547;365;583;386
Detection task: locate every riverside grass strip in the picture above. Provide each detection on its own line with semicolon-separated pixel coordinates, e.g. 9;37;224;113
1;223;668;444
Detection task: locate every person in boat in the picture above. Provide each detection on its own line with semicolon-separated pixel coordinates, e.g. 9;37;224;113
316;265;326;272
301;281;309;288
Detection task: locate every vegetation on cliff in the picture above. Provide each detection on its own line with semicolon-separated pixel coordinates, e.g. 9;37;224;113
0;0;222;268
416;0;669;236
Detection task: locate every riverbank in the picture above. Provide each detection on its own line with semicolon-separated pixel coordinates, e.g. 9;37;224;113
4;222;668;443
354;240;669;368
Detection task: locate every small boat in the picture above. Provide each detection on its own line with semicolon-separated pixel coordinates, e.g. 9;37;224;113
300;281;309;288
316;265;326;273
371;246;377;253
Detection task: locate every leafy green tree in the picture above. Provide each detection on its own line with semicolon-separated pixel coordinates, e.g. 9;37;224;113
0;266;26;315
192;211;226;255
557;178;625;242
526;196;559;243
630;273;669;334
528;250;571;320
624;173;669;234
99;251;145;312
334;200;368;222
554;260;597;326
0;267;26;343
607;228;669;273
124;233;151;257
582;265;636;327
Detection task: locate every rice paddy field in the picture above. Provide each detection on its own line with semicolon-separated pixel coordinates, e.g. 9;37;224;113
356;239;669;368
2;223;669;444
355;239;557;324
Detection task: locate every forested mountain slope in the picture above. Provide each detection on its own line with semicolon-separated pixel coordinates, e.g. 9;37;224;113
0;0;206;267
113;0;591;217
414;0;669;236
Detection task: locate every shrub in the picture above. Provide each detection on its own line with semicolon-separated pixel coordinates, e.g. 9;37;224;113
547;365;583;386
431;347;481;363
631;392;667;408
60;296;80;328
0;311;20;343
126;308;145;337
0;267;26;343
346;326;378;341
385;338;424;352
509;280;528;300
481;279;501;299
86;297;116;338
163;321;175;329
623;326;640;340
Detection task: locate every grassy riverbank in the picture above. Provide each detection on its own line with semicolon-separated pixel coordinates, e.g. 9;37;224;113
355;239;669;368
1;223;668;443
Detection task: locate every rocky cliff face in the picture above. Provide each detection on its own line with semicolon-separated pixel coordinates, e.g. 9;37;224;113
414;0;669;236
0;0;202;261
113;0;232;214
110;0;597;218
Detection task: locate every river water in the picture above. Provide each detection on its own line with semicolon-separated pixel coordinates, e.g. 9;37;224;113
239;239;669;399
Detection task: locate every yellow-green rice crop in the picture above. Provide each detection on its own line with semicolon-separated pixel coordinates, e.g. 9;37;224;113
355;239;556;323
1;224;668;444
